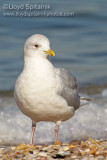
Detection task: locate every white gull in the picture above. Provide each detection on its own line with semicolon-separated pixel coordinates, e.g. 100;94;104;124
14;34;90;144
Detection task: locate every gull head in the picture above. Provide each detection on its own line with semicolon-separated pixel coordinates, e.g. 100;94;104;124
24;34;55;58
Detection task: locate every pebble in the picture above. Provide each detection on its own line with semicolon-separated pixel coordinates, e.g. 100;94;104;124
15;143;28;150
90;148;97;155
47;148;54;153
69;144;76;149
0;154;2;158
71;155;78;159
53;141;61;145
51;144;60;150
29;150;33;154
0;150;2;154
62;142;69;146
38;152;47;157
15;153;25;158
63;146;69;151
42;147;48;152
0;138;106;160
35;145;42;150
2;147;12;154
70;140;80;145
25;154;36;159
81;156;89;160
27;144;36;150
81;142;89;149
70;148;81;155
96;155;104;159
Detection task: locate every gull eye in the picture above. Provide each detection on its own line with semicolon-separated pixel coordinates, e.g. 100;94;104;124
35;44;39;48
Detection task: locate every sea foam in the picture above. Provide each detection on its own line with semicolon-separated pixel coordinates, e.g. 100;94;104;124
0;92;107;146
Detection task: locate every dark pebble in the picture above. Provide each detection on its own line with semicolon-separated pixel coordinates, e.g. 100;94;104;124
29;150;33;154
52;153;65;159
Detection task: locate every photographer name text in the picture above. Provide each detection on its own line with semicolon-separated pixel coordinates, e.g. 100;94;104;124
3;3;52;11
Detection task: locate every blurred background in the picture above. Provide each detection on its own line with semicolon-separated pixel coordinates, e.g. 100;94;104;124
0;0;107;146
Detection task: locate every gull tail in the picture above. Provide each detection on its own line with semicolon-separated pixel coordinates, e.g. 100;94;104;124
80;97;91;107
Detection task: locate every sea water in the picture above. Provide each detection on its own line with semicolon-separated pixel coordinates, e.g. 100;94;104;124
0;0;107;145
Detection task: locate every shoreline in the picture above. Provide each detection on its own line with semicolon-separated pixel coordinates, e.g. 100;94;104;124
0;138;107;160
0;82;107;97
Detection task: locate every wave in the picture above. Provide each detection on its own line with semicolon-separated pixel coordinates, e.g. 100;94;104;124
0;87;107;146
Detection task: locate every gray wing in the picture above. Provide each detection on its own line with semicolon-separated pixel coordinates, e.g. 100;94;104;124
55;67;80;110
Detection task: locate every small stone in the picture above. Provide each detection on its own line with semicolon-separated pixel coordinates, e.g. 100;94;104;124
96;150;104;155
62;142;69;146
51;151;58;158
71;155;78;159
0;154;3;158
58;150;67;156
84;148;90;154
22;149;29;155
70;148;81;155
47;148;54;153
15;153;25;158
104;147;107;152
42;147;48;152
90;145;97;150
35;145;42;150
52;153;65;158
63;146;69;151
29;150;33;154
78;152;82;156
103;151;107;157
40;157;47;160
38;152;47;157
88;155;95;160
88;138;95;143
69;144;76;149
58;150;70;156
95;155;104;159
25;154;36;159
8;150;16;156
0;149;2;154
27;144;36;150
54;141;61;145
43;144;48;147
90;148;96;155
47;145;53;148
70;140;80;145
79;151;85;156
81;142;89;149
81;156;88;160
33;150;39;156
16;143;28;150
11;146;16;150
2;147;12;154
51;145;60;150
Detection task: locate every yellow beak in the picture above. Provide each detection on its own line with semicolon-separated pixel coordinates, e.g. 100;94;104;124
44;49;55;56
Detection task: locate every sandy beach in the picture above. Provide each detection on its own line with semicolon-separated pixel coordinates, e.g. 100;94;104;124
0;138;107;160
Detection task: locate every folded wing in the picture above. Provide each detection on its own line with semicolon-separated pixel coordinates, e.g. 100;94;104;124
55;68;80;110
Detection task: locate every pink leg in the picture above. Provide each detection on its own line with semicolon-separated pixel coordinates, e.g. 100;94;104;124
30;123;36;145
54;124;59;141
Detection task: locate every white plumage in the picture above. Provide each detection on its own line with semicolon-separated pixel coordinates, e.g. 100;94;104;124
14;34;90;144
